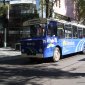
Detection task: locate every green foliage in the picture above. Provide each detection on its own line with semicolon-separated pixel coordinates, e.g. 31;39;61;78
0;4;8;16
74;0;85;22
78;0;85;18
40;0;53;18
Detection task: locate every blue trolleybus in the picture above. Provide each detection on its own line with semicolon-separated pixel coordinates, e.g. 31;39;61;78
21;18;85;61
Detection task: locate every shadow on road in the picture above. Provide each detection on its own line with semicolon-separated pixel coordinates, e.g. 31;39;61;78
0;54;54;65
79;58;85;61
0;52;83;65
0;64;85;85
0;55;33;65
0;52;85;84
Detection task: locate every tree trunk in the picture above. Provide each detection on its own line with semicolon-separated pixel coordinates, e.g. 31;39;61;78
45;0;49;18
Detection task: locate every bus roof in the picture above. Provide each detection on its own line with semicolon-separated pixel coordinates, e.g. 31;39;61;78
23;18;47;26
23;18;69;26
23;18;85;28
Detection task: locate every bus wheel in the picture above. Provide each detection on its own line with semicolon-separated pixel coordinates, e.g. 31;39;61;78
53;47;61;62
83;47;85;54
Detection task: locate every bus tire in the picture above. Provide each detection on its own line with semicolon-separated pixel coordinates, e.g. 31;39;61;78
53;47;61;62
83;47;85;54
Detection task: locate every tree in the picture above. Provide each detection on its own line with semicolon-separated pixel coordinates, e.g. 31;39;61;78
39;0;46;18
74;0;85;23
40;0;56;18
0;5;7;16
40;0;85;23
45;0;49;18
0;4;9;28
45;0;56;18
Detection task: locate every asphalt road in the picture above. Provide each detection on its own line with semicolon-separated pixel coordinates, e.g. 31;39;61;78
0;48;85;85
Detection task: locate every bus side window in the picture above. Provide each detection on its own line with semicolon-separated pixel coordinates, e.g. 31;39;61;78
65;24;72;38
83;28;85;37
72;26;78;38
57;23;64;38
78;27;83;38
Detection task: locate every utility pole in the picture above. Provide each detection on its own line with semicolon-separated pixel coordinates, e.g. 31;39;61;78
3;0;7;48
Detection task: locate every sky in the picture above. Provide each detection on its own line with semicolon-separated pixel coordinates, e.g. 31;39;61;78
36;0;40;10
10;0;36;4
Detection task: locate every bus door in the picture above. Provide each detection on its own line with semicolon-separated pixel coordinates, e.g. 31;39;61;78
44;21;58;58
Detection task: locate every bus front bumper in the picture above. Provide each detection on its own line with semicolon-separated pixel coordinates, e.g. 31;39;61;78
21;53;43;58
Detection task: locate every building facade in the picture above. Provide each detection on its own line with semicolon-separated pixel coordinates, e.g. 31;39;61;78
8;0;38;48
53;0;76;20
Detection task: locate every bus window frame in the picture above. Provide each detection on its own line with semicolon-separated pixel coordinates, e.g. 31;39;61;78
57;22;65;38
64;23;72;39
72;25;78;38
83;28;85;38
47;21;57;37
77;27;83;38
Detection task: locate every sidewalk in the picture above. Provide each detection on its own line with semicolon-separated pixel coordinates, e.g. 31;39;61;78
0;47;21;57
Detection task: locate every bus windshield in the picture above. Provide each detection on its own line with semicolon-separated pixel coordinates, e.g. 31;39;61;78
21;24;46;38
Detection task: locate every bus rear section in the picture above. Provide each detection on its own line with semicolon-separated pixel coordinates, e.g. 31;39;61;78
21;38;44;58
